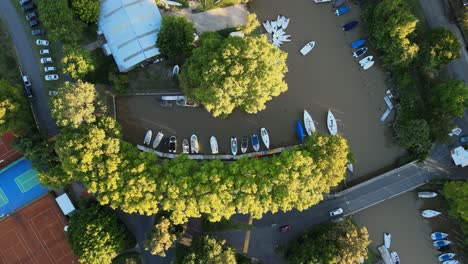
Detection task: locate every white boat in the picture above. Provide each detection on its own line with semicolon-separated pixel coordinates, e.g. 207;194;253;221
144;130;152;145
359;56;373;67
347;163;354;173
261;128;270;149
362;60;375;70
241;136;248;153
438;253;456;262
300;41;316;56
390;251;400;264
353;47;368;58
152;131;164;149
277;14;284;28
433;240;451;247
231;136;238;155
431;232;449;240
281;17;290;29
422;209;441;218
443;260;460;264
273;29;285;38
190;134;199;154
162;0;183;6
384;232;391;249
303;110;316;135
277;35;291;42
272;42;281;48
182;139;189;154
327;110;338;135
418;192;437;198
271;20;278;32
262;20;273;33
210;136;219;154
272;38;283;47
172;65;180;77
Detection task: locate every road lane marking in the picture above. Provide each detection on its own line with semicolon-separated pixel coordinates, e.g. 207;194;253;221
242;216;253;254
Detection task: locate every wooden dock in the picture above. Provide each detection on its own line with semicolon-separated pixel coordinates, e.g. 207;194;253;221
137;144;299;160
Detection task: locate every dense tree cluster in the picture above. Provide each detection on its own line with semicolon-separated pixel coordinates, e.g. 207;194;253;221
419;28;461;71
71;0;101;24
145;217;179;256
156;16;195;59
0;80;33;135
62;45;95;80
443;181;468;239
179;235;237;264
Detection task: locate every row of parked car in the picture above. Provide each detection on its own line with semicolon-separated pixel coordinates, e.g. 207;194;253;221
20;0;59;82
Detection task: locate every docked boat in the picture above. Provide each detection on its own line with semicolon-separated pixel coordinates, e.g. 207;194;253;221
342;20;358;31
359;56;373;67
439;253;456;262
433;240;452;247
241;136;248;153
251;134;260;152
362;60;375;70
384;232;391;249
152;131;164;149
332;0;346;8
390;252;400;264
144;130;152;145
271;20;278;32
351;39;366;49
296;120;305;143
282;17;290;29
335;5;350;16
327;110;338;135
210;136;219;154
190;134;199;154
231;136;238;155
303;110;316;135
262;20;273;33
418;192;437;198
431;232;449;240
300;41;316;56
353;47;368;58
172;65;180;77
182;139;189;154
169;136;177;153
314;0;331;3
443;260;460;264
347;163;354;173
278;35;291;42
422;209;441;218
261;128;270;149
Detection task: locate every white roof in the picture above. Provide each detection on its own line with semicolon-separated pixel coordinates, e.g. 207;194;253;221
55;193;76;216
451;146;468;167
98;0;162;72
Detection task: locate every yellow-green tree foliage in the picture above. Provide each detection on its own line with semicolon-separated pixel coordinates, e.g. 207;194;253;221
181;33;288;117
0;80;32;135
444;181;468;235
62;45;95;80
51;81;97;128
240;13;260;35
145;217;178;256
181;235;237;264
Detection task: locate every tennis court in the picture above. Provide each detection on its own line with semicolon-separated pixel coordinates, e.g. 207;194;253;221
0;131;21;170
0;158;48;216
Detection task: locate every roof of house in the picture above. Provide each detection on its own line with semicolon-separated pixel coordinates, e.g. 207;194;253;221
98;0;162;72
451;146;468;167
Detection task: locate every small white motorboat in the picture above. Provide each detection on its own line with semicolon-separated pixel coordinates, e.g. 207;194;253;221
241;136;248;153
359;56;373;67
300;41;316;56
272;38;283;47
172;65;180;77
152;131;163;148
277;35;291;42
251;134;260;152
281;17;290;29
443;260;460;264
273;29;286;38
439;253;456;262
431;232;448;240
384;232;391;249
210;136;219;154
362;60;375;70
353;47;368;58
231;136;238;155
190;134;199;154
418;192;437;198
162;0;183;6
390;251;400;264
261;128;270;149
271;20;278;32
144;130;152;145
422;209;441;218
347;163;354;173
182;139;189;154
303;110;316;135
262;20;273;33
327;110;338;135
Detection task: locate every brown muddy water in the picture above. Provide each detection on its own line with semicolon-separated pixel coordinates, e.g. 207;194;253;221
116;0;404;180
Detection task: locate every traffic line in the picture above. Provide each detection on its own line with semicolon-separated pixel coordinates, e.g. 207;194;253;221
242;216;253;254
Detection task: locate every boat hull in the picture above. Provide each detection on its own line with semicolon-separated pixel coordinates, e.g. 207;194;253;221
144;130;153;145
335;5;350;16
190;134;199;154
251;134;260;152
433;240;451;247
431;232;448;240
353;47;368;58
153;132;164;149
327;110;338;135
351;39;366;49
296;121;305;142
261;128;270;149
343;21;358;31
231;137;237;155
303;110;316;136
422;209;441;218
241;137;248;153
418;192;437;198
182;139;189;154
210;136;219;154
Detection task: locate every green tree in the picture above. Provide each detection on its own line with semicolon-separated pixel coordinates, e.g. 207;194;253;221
68;203;131;264
51;81;98;129
181;33;288;117
443;181;468;235
394;119;431;158
145;217;179;256
156;16;195;59
240;13;260;35
71;0;100;23
13;133;59;171
62;45;95;80
0;80;33;135
419;28;461;71
109;72;129;95
431;80;468;118
363;0;419;68
181;235;236;264
287;220;370;264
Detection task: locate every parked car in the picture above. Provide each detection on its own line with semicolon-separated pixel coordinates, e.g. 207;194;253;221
22;75;33;98
329;208;343;217
39;49;50;55
19;0;31;5
36;39;49;46
460;135;468;143
279;224;291;232
45;74;59;81
40;57;53;64
32;28;45;36
49;90;58;96
44;66;56;72
25;11;37;21
22;3;36;12
29;19;39;28
22;75;31;87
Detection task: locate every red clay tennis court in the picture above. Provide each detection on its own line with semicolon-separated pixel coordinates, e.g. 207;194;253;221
0;194;78;264
0;132;21;170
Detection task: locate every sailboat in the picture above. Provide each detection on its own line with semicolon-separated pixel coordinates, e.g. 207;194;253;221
144;130;152;145
327;110;338;135
431;232;448;240
347;163;354;173
172;65;180;77
303;110;316;136
418;192;437;198
422;209;441;218
438;253;456;262
152;131;164;149
210;136;219;154
262;20;273;33
261;128;270;149
384;232;391;249
190;134;199;154
433;240;452;247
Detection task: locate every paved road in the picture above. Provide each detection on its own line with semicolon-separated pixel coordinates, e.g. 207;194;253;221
0;0;58;137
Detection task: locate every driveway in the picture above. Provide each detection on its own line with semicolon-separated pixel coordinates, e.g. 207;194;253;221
0;0;59;137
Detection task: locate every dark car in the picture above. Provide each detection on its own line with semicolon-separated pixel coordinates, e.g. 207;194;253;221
22;75;33;98
280;224;291;232
31;28;45;36
29;19;39;28
460;135;468;144
19;0;31;5
25;11;37;21
22;3;36;12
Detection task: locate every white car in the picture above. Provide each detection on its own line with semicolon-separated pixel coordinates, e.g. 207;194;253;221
39;49;50;55
329;208;343;217
45;74;59;81
44;66;56;72
40;57;53;64
36;39;49;46
49;90;58;96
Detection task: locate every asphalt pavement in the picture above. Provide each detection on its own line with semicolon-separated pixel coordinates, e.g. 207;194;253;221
0;0;58;137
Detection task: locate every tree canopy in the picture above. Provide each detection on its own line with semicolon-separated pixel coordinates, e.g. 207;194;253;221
431;80;468;118
67;203;131;264
394;119;431;158
181;33;288;117
444;181;468;236
180;235;237;264
240;13;260;35
62;45;95;80
419;28;461;71
286;220;370;264
0;79;33;135
145;217;179;257
71;0;101;24
156;16;195;59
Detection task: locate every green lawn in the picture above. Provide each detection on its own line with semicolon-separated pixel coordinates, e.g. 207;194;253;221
0;17;20;84
126;62;181;94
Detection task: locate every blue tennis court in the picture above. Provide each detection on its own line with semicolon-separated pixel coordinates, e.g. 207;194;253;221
0;159;48;216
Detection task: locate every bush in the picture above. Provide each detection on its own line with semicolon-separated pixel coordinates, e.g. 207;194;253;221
71;0;101;24
156;16;195;59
